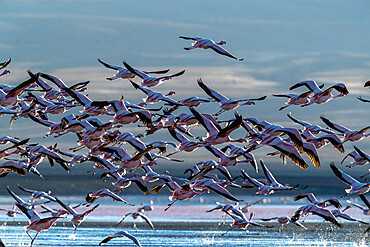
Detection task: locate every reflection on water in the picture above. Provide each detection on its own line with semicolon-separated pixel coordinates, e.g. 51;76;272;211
0;225;368;247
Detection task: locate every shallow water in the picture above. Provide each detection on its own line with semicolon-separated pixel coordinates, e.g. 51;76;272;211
1;195;370;246
1;224;369;247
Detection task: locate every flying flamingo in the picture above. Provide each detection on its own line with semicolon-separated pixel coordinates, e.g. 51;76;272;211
179;36;244;61
15;203;63;246
123;61;185;87
197;78;266;115
291;204;341;227
85;188;131;205
320;116;370;143
341;146;370;168
290;80;349;106
260;216;307;231
98;58;169;81
287;112;334;134
190;107;244;145
99;231;142;247
117;212;155;230
54;197;100;233
330;163;370;196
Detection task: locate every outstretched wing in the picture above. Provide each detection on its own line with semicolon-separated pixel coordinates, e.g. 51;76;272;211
197;78;228;102
97;58;123;70
330;163;358;186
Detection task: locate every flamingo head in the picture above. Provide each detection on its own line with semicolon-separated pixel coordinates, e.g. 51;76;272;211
166;91;176;96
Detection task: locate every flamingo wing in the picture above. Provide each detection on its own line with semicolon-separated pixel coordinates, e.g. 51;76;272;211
320;116;350;133
0;57;11;70
97;58;123;70
197;78;228;102
330;163;359;186
209;45;243;61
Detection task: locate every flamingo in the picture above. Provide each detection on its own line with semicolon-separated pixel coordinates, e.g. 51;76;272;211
207;202;246;220
137;200;154;213
85;188;131;205
130;80;182;106
249;135;308;169
0;69;10;78
293;193;341;209
113;174;150;195
197;78;266;115
15;203;63;246
0;73;39;107
179;36;243;61
17;185;56;202
178;96;211;107
54;197;100;233
123;61;185;87
192;177;240;202
301;129;345;153
117;212;154;230
190;107;244;145
260;216;306;231
287;112;335;134
165;183;207;211
241;169;298;195
273;83;325;111
291;204;341;227
330;163;370;196
341;146;370;168
220;144;258;172
27;113;66;138
221;212;264;236
331;205;369;224
320;116;370;143
41;73;112;117
99;231;142;247
260;159;300;190
109;100;152;126
0;206;20;218
244;117;304;153
273;91;313;111
346;198;370;215
98;58;169;81
290;80;349;106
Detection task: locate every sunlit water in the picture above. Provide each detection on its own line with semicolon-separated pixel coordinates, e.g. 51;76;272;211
1;195;369;246
1;225;369;247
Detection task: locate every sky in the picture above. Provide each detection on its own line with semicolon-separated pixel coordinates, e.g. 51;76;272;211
0;0;369;178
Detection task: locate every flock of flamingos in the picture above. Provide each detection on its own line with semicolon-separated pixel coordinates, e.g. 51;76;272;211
0;36;369;246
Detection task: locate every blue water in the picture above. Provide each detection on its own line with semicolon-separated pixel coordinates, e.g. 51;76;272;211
0;226;369;247
0;225;368;247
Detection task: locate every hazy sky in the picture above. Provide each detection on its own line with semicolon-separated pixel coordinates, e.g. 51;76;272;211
0;0;369;177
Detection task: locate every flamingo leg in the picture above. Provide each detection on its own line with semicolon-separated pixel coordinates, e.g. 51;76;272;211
165;200;177;211
214;109;225;116
221;225;233;237
279;105;290;111
133;220;138;231
26;230;33;240
30;231;39;246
